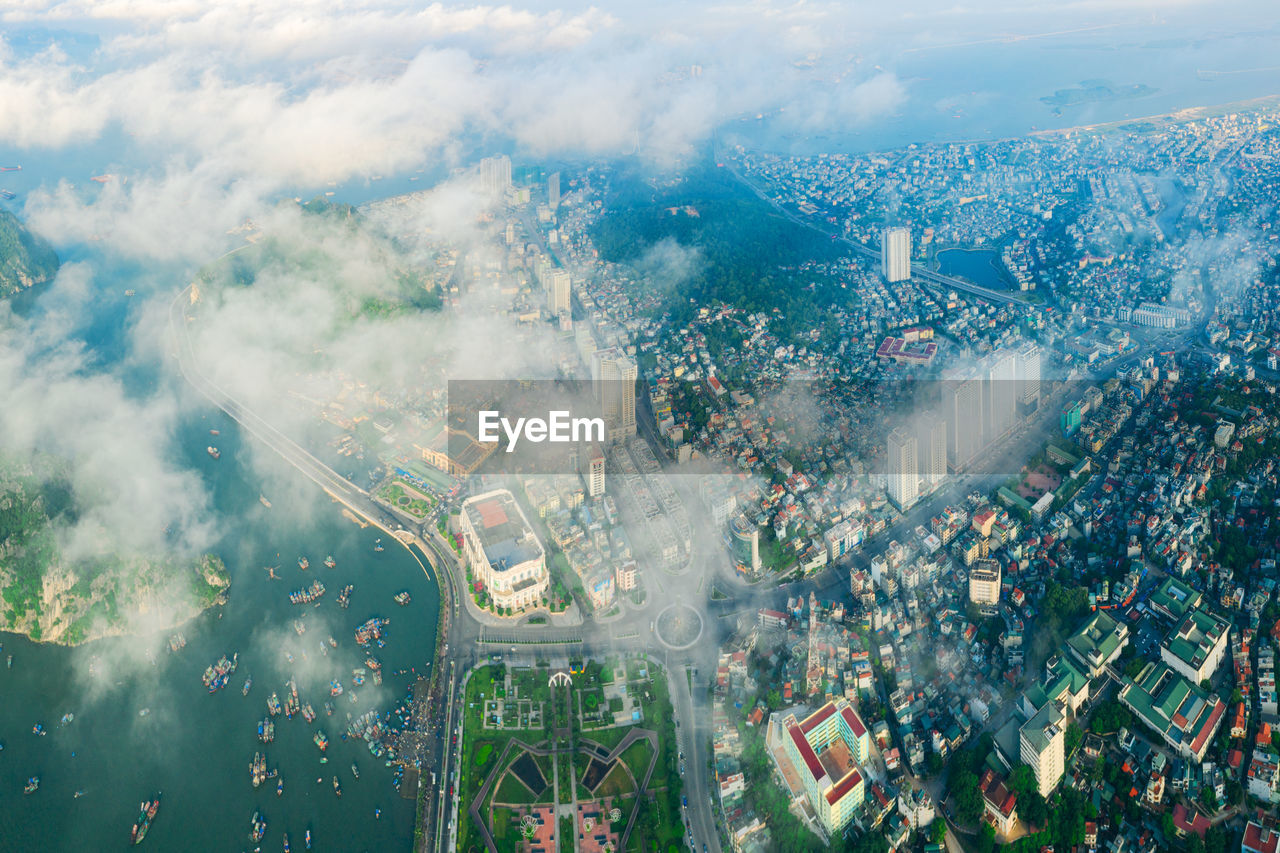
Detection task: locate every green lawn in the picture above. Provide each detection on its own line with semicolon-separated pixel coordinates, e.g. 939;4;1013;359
493;771;535;805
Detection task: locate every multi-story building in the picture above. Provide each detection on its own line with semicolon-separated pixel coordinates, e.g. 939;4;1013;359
1161;609;1230;685
459;489;549;610
1019;702;1065;797
917;413;948;490
1065;610;1130;677
881;226;911;283
1118;661;1226;762
547;268;571;316
580;442;605;498
780;699;870;835
968;559;1001;605
730;513;760;572
886;427;918;511
479;154;512;196
592;347;637;443
547;171;560;209
943;371;985;472
985;348;1019;444
979;769;1019;836
1017;342;1041;411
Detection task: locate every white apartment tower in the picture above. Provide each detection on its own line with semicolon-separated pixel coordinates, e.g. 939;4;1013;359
1017;342;1042;410
547;269;571;316
944;371;985;472
886;427;919;511
593;348;637;443
480;155;512;196
881;226;912;283
985;348;1019;444
917;413;948;490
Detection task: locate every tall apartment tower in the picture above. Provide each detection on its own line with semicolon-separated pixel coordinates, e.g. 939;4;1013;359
917;413;948;490
985;348;1019;445
881;226;912;283
480;155;512;196
1017;342;1042;411
593;348;637;443
886;427;919;511
547;269;571;316
943;371;985;472
581;442;605;497
548;171;561;210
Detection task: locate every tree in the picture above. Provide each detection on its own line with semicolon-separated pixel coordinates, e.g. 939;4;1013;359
929;821;947;844
925;752;944;776
1064;722;1084;757
1226;779;1243;806
950;768;984;824
974;822;996;853
1199;784;1218;813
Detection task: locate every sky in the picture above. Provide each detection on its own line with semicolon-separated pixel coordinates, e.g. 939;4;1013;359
0;0;1278;631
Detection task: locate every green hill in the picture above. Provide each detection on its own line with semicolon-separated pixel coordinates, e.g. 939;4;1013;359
0;208;59;298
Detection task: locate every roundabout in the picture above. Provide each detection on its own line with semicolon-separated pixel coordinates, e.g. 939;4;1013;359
654;603;704;651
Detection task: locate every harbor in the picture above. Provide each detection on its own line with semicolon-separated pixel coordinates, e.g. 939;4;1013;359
0;408;441;850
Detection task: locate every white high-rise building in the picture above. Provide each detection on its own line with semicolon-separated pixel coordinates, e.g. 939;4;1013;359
985;348;1019;444
917;413;948;490
548;171;560;209
1019;702;1065;797
581;443;605;498
547;269;571;316
1017;342;1042;410
881;227;912;283
480;155;512;196
887;427;919;510
943;371;984;472
593;348;637;443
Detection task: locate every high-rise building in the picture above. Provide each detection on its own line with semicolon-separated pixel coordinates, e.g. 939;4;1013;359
881;226;911;283
886;427;918;511
479;155;512;196
592;348;637;443
917;413;948;490
547;171;560;209
943;371;984;472
730;513;760;572
968;558;1002;605
985;348;1018;444
547;268;571;316
581;442;605;498
1017;342;1042;411
1019;702;1065;797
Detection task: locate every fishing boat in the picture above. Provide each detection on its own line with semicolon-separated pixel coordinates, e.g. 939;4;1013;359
354;617;389;647
297;556;309;570
328;636;338;648
351;762;359;779
24;776;40;794
60;712;75;726
305;829;312;850
168;633;186;653
283;832;291;853
131;793;161;845
289;580;326;605
314;731;328;751
139;708;150;717
258;718;275;743
329;680;344;697
7;654;13;668
267;692;282;716
202;652;239;692
393;591;411;606
373;538;384;552
243;676;253;696
336;586;353;609
324;701;334;716
259;494;272;509
352;668;366;687
332;776;342;797
323;555;336;568
250;811;267;843
277;777;284;797
251;752;267;788
32;723;45;736
74;790;87;798
207;446;220;459
210;429;220;436
293;619;306;636
301;703;316;723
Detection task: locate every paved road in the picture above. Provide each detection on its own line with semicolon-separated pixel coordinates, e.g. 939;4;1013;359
668;657;723;853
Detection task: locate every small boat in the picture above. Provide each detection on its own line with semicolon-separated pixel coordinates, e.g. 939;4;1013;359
328;636;338;648
259;494;272;509
333;776;342;797
138;708;150;718
267;692;281;716
314;731;328;752
301;703;316;723
32;723;45;736
258;718;275;743
336;586;352;609
210;429;219;436
297;556;309;570
60;712;75;726
250;811;267;843
329;680;344;697
243;676;253;696
323;555;336;569
293;619;306;636
7;654;12;668
373;538;384;552
74;790;87;798
393;591;411;606
284;832;291;853
375;808;381;819
351;762;359;779
305;829;312;850
251;752;267;788
207;446;220;459
277;777;284;797
24;776;40;794
168;633;186;653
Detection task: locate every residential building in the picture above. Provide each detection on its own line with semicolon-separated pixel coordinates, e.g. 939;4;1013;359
881;226;911;283
459;489;549;610
969;559;1001;605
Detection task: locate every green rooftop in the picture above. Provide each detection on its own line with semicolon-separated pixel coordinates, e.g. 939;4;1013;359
1065;610;1128;672
1149;577;1201;621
